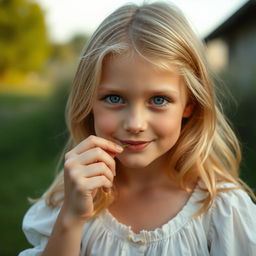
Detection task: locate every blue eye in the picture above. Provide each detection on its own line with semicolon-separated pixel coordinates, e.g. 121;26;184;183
101;94;172;107
103;95;123;104
151;96;171;107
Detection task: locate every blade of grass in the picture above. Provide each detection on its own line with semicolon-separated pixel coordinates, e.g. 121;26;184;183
121;143;131;148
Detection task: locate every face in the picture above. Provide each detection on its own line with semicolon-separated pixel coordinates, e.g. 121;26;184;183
92;54;193;169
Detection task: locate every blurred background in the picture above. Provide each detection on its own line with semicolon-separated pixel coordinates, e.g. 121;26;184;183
0;0;255;254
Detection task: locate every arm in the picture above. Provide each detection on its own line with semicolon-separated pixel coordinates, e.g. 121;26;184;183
41;206;85;256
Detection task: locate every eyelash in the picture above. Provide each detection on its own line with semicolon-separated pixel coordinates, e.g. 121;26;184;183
101;94;173;108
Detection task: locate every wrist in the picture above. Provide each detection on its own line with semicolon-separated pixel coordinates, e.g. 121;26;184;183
58;205;88;232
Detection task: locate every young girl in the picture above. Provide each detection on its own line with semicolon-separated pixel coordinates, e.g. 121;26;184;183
19;1;256;255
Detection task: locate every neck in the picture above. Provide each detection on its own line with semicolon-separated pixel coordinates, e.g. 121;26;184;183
115;154;178;193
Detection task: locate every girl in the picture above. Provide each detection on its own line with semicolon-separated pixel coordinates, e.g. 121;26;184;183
19;1;256;255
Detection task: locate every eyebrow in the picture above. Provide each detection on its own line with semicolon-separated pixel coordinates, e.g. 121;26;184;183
99;87;179;95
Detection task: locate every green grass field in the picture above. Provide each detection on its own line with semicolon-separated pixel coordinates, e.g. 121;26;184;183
0;88;68;255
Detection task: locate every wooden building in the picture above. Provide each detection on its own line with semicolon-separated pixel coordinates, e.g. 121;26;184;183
204;0;256;94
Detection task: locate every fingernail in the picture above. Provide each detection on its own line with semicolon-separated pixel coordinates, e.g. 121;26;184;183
115;145;123;151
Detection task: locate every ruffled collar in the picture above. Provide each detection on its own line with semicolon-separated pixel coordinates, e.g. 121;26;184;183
99;181;206;243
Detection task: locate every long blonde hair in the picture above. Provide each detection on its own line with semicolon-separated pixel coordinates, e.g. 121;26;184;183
41;1;255;217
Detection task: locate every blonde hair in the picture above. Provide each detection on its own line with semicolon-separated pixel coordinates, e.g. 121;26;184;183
41;1;255;217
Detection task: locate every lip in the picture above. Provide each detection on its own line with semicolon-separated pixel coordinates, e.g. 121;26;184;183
118;139;152;152
119;140;151;145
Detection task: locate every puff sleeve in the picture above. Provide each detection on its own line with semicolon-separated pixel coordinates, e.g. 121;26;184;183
18;200;61;256
209;187;256;256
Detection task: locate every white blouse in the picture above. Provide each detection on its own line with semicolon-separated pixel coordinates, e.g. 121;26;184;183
19;182;256;256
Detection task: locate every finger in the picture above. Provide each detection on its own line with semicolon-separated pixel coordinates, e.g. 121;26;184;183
105;150;118;158
65;147;118;168
65;150;77;161
74;135;123;155
78;162;114;182
84;175;112;191
75;147;117;176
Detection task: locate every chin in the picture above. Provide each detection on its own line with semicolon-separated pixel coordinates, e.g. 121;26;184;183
116;156;154;169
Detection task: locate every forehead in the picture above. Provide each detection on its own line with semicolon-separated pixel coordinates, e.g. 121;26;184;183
101;52;180;76
99;54;187;97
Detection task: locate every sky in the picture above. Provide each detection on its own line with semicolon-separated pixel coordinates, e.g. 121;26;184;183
35;0;248;43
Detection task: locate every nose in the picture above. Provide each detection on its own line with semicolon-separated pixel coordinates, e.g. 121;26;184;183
123;106;148;134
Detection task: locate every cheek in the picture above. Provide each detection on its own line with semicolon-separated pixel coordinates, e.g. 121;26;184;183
93;110;118;136
154;112;183;141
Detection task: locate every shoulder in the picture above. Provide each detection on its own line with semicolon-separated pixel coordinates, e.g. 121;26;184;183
210;182;256;224
213;182;256;215
207;182;256;255
19;199;62;255
22;199;61;246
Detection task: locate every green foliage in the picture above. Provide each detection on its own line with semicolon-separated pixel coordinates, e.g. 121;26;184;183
0;0;50;79
49;34;88;62
215;70;256;188
69;34;89;55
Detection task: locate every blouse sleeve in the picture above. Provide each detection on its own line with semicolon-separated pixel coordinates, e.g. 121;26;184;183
209;186;256;256
18;200;61;256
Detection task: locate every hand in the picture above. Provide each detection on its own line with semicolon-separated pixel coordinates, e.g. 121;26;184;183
62;135;123;223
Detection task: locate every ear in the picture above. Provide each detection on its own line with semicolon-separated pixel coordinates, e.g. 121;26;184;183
182;102;195;118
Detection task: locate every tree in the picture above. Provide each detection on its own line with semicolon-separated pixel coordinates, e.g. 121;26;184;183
0;0;50;81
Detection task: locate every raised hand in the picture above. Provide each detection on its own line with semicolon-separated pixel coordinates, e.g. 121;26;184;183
62;135;123;222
